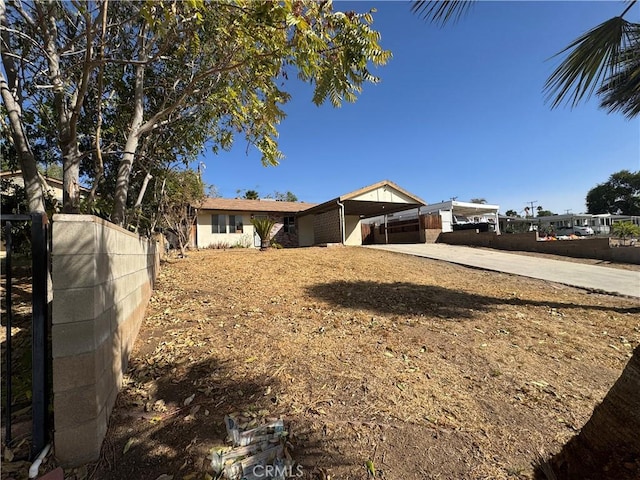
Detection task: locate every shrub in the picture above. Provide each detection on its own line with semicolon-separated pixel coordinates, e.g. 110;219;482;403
612;221;640;245
251;217;276;250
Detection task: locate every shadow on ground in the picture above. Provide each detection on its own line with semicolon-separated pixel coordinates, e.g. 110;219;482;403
90;353;355;480
306;280;639;318
1;264;39;463
534;346;640;480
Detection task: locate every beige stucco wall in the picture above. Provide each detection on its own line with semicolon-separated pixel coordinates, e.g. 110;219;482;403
344;215;362;246
51;214;159;466
297;215;315;247
196;211;254;248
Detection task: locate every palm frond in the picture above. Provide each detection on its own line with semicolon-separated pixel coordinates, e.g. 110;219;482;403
597;27;640;118
411;0;474;27
544;16;638;109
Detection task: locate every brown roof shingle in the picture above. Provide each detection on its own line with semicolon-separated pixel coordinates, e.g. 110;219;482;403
199;198;317;214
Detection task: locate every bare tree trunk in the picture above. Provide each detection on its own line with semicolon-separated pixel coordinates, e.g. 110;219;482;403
61;153;81;213
112;131;141;226
111;49;146;226
38;1;93;213
0;1;45;212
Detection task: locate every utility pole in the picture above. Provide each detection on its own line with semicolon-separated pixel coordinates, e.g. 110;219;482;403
526;200;538;217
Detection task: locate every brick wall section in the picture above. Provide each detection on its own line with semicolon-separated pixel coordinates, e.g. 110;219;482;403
271;221;298;248
313;209;342;244
438;231;640;264
51;214;159;466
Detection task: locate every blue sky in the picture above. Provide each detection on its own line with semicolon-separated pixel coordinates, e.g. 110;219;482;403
198;1;639;215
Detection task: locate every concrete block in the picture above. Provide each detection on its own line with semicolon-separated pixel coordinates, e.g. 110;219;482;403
95;253;112;284
52;287;96;324
111;326;123;379
52;352;97;391
105;384;117;419
54;408;107;466
52;254;97;289
94;309;112;347
55;367;113;428
52;219;97;255
52;312;109;358
93;281;114;314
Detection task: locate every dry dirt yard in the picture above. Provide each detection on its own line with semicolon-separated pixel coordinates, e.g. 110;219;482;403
90;247;640;480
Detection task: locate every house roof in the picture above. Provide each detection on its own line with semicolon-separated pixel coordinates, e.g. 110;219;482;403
300;180;427;218
422;200;500;217
1;170;89;192
199;197;318;214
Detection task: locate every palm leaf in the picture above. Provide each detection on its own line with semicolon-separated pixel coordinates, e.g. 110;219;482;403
544;14;639;110
411;0;474;27
597;30;640;118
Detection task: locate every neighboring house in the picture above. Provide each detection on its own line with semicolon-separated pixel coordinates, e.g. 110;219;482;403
195;180;426;248
498;213;640;235
0;170;88;207
421;200;501;234
196;197;318;248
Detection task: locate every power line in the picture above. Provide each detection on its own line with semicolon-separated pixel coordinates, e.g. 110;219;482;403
525;200;538;217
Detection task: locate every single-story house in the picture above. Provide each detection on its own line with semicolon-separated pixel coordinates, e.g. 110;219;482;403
1;170;89;207
196;197;318;248
195;180;427;248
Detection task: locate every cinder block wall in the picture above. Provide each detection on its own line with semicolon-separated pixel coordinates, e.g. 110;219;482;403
438;231;640;264
51;214;159;465
313;209;341;244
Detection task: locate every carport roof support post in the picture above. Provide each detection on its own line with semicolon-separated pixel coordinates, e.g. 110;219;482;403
337;200;345;244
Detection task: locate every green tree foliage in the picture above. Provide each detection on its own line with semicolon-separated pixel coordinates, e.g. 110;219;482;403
536;209;555;217
504;209;519;217
273;191;298;201
412;1;640;118
586;170;640;215
243;190;260;200
1;0;390;225
611;220;640;244
469;198;487;204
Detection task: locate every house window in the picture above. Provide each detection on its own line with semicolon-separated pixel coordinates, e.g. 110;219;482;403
229;215;243;233
212;214;225;233
284;216;295;234
212;214;243;233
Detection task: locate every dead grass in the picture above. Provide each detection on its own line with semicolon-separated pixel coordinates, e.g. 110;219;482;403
91;247;640;480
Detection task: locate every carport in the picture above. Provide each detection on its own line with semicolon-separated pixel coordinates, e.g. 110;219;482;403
297;180;426;246
421;200;500;234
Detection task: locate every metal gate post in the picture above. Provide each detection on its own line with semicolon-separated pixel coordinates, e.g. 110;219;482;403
4;221;13;445
30;212;50;459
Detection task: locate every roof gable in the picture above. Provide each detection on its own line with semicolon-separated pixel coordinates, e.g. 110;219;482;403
341;180;426;205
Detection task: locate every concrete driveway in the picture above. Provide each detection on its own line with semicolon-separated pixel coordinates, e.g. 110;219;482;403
365;243;640;298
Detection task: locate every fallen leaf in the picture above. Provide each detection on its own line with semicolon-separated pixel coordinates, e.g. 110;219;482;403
366;459;376;476
4;447;14;462
123;437;136;454
184;393;195;406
